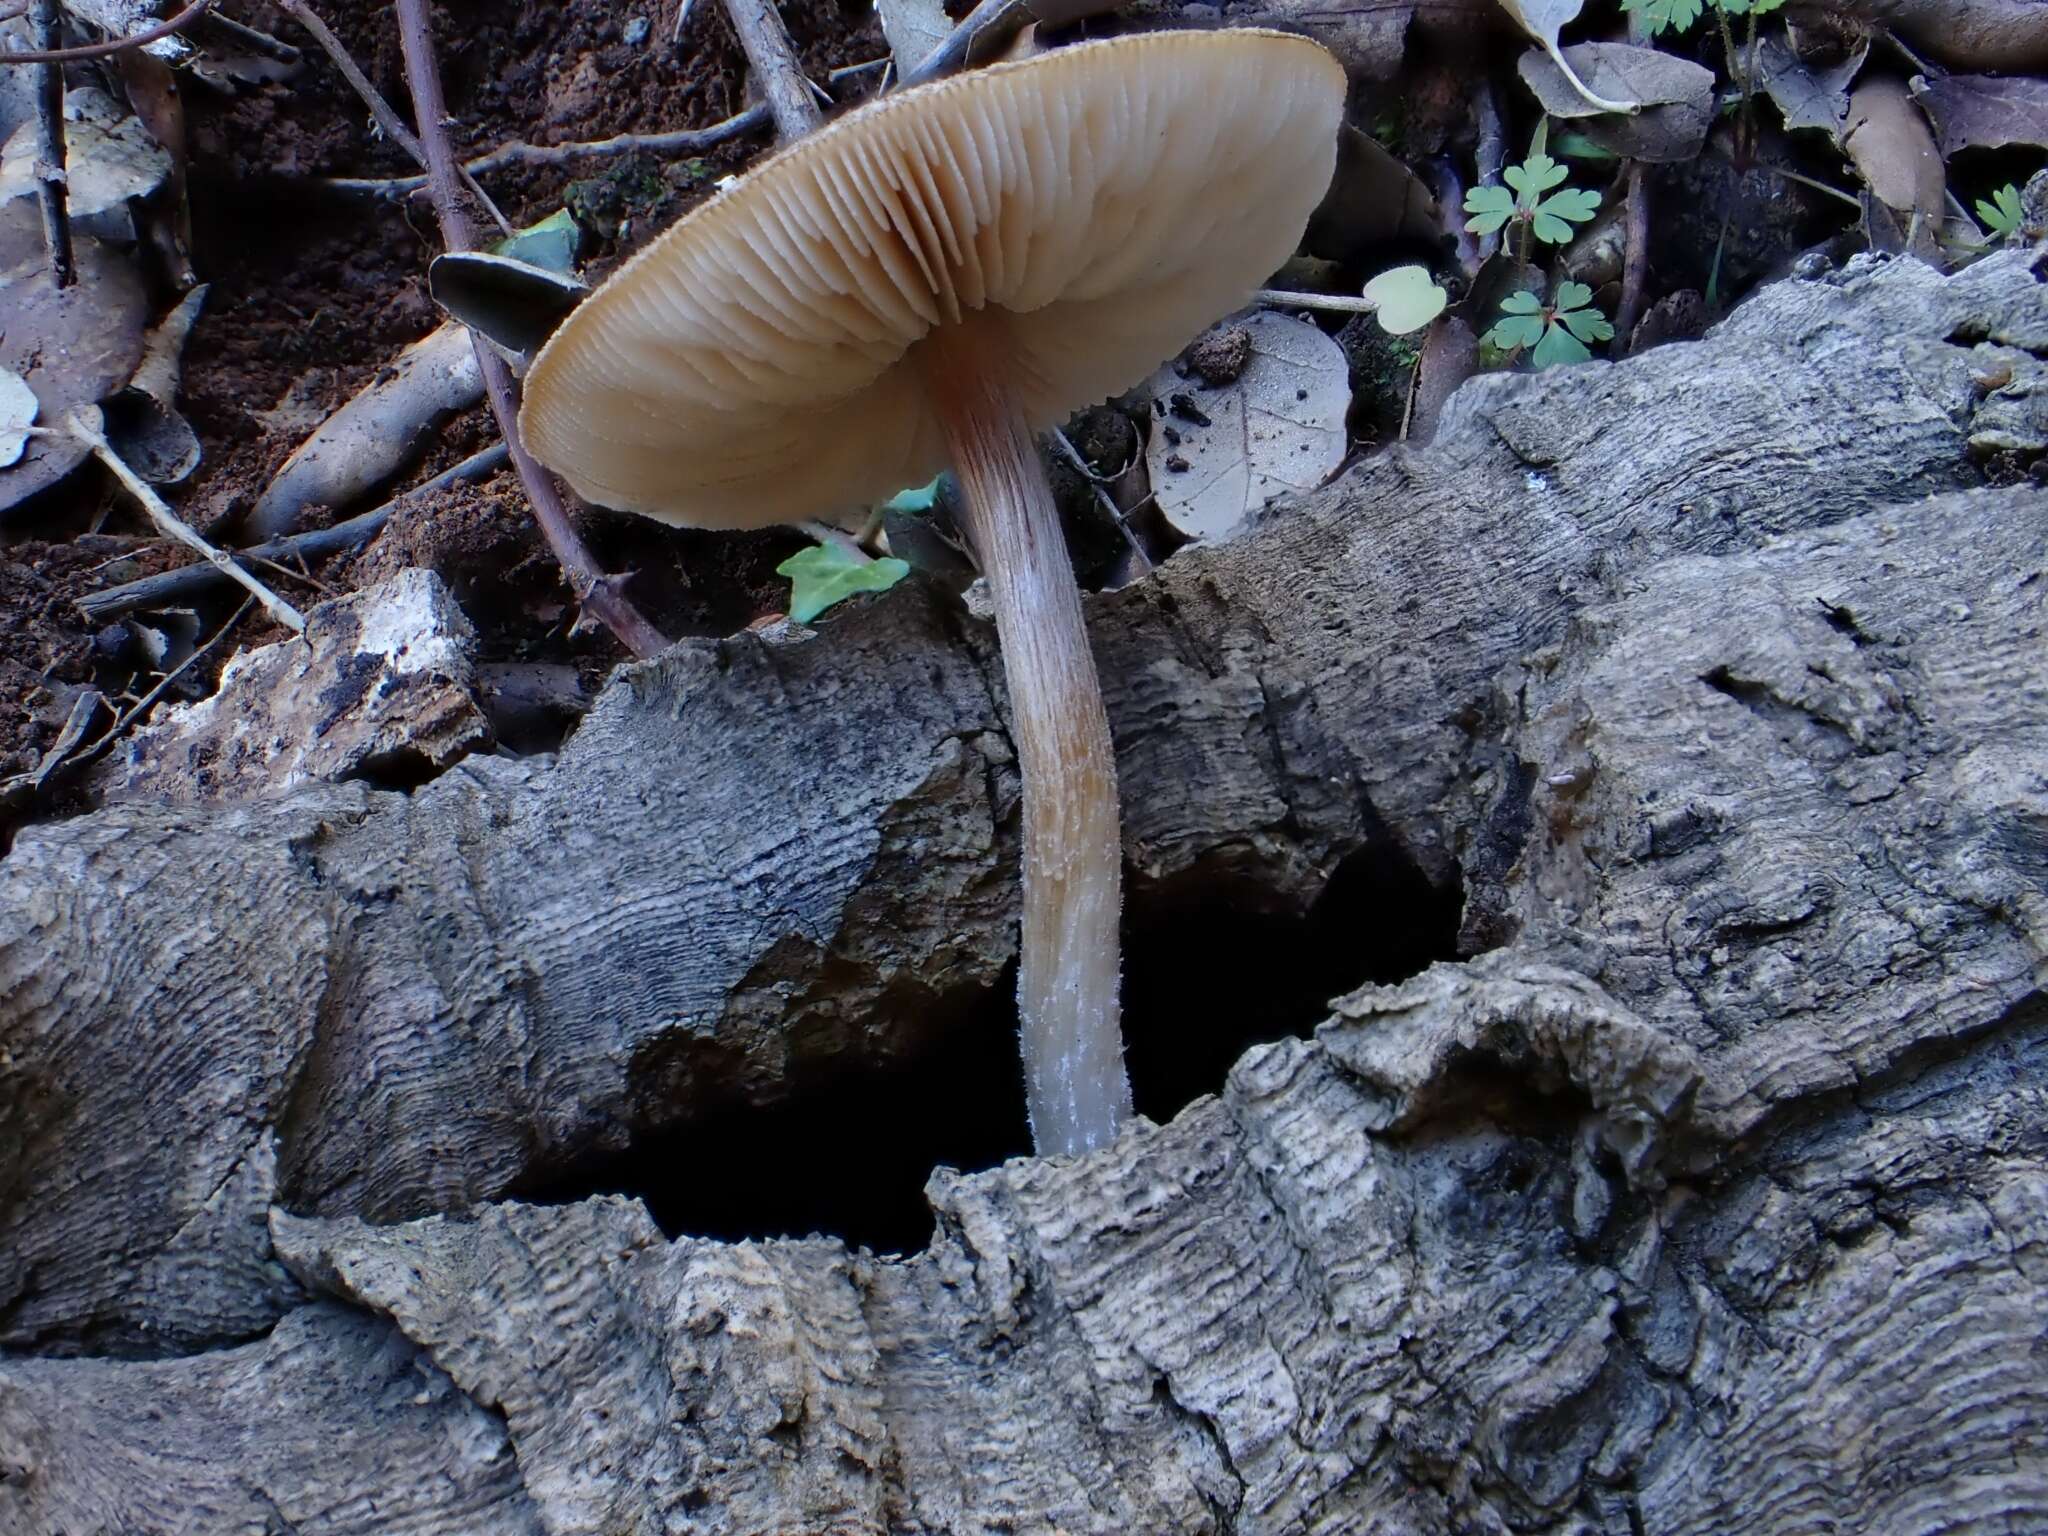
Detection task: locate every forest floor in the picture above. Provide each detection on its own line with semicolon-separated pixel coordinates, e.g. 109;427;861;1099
3;0;2044;837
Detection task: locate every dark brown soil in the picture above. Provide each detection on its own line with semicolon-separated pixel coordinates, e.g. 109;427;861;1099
0;0;884;825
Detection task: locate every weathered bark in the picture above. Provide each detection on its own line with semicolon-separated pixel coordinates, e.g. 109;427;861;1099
1;249;2044;1448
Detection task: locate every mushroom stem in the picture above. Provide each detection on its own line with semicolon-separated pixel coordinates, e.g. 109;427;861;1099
920;320;1131;1156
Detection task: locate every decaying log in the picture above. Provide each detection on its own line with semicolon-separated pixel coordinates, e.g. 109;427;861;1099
1;250;2045;1398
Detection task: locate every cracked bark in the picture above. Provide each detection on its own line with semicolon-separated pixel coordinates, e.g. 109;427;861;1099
2;253;2046;1532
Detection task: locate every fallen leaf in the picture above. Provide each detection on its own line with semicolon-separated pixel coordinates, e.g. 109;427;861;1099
776;542;912;624
0;366;35;468
1518;43;1714;161
491;207;582;274
0;86;172;219
1143;311;1349;544
875;0;950;73
1363;265;1447;334
105;285;206;485
1257;0;1413;79
0;229;149;518
1844;76;1946;227
1911;73;2048;156
1306;127;1442;263
1496;0;1637;113
1752;27;1867;138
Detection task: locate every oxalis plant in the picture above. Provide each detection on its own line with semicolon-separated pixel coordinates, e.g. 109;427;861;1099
1463;121;1602;263
1483;282;1616;369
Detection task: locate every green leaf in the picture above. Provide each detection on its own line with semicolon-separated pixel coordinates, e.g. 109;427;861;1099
1558;306;1616;345
490;207;581;274
1464;183;1516;235
1362;264;1447;334
881;476;943;514
1622;0;1705;33
1553;131;1622;161
1553;281;1595;312
1531;324;1593;369
1530;188;1602;244
1504;152;1569;204
1484;312;1548;351
1499;289;1546;314
1978;184;2024;239
776;542;912;624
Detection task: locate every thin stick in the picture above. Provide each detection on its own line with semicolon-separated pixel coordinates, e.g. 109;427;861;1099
68;407;307;632
1049;427;1152;574
25;0;70;285
1614;163;1649;355
79;444;509;624
900;0;1025;88
718;0;820;143
0;0;212;63
276;0;510;237
318;107;771;196
1254;288;1378;315
799;518;871;560
393;0;667;658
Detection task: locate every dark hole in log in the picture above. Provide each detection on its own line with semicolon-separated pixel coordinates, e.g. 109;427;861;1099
527;845;1464;1257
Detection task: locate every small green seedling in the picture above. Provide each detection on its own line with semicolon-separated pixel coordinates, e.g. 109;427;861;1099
1362;265;1448;334
1623;0;1782;36
1484;282;1615;369
1978;185;2025;242
776;540;911;623
1464;124;1602;258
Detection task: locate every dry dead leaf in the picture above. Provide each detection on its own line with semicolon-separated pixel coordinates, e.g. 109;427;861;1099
1306;127;1443;263
1752;27;1868;138
0;366;35;469
0;87;172;221
1495;0;1636;113
0;232;148;518
1843;77;1946;232
1255;0;1414;80
874;0;950;74
1911;73;2048;156
1518;43;1713;161
1143;312;1349;544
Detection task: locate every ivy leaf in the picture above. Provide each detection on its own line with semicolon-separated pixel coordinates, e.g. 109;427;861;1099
1464;183;1517;235
776;541;912;624
881;476;943;514
1978;184;2024;239
1531;186;1602;243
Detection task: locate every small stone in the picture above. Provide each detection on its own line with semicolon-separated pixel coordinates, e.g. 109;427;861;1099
622;15;651;43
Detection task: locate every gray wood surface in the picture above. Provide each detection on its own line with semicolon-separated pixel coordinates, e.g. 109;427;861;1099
2;252;2044;1533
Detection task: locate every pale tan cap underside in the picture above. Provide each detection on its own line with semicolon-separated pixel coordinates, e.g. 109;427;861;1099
520;30;1346;530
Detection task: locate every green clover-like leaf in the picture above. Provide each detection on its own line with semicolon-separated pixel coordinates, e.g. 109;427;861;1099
1483;298;1549;351
1978;184;2024;240
1504;152;1569;204
777;541;912;624
1558;306;1616;345
881;476;943;514
1463;183;1516;236
1621;0;1705;30
1499;289;1546;315
1530;188;1602;245
1531;324;1593;369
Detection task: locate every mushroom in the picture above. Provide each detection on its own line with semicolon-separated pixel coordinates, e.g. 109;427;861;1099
519;30;1345;1155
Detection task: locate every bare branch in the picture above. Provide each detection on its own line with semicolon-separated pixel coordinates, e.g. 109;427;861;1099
718;0;820;143
0;0;212;64
392;0;667;658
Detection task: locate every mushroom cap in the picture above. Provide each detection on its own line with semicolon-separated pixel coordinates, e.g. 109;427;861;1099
520;30;1346;530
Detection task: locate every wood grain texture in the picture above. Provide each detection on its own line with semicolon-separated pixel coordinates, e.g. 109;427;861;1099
2;251;2045;1376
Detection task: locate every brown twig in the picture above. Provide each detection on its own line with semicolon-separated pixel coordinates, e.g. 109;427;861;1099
393;0;667;658
24;0;71;285
276;0;510;236
1614;164;1649;356
0;0;213;63
317;106;771;196
900;0;1028;87
66;406;308;632
78;444;511;624
718;0;820;143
